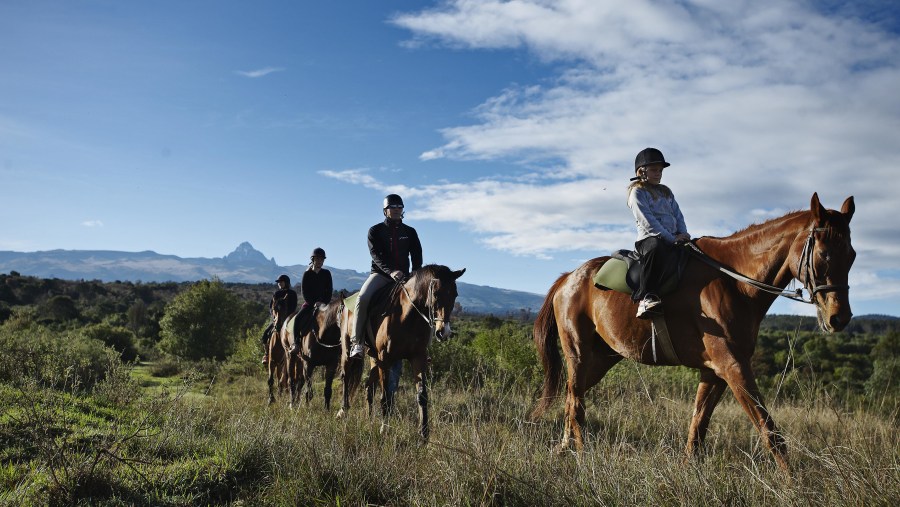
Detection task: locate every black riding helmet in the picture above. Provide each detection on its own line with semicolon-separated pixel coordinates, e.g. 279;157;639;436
276;274;291;285
631;147;671;181
310;247;326;259
383;194;404;209
634;147;670;171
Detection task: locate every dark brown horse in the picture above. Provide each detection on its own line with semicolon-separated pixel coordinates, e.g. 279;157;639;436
338;264;465;441
271;297;344;409
531;193;855;471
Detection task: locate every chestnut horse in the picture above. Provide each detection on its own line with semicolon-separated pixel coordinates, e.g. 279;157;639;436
338;264;465;442
531;193;855;471
270;297;344;409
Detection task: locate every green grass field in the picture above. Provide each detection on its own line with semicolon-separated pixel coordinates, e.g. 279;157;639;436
2;358;897;506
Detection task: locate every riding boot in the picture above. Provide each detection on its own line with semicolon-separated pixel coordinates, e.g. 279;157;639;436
348;335;365;358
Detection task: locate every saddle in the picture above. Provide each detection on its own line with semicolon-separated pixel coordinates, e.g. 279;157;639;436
592;244;690;297
344;281;404;348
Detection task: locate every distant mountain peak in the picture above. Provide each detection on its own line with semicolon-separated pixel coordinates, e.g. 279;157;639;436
224;242;273;265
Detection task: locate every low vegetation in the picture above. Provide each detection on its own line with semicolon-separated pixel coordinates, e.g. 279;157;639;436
0;272;897;505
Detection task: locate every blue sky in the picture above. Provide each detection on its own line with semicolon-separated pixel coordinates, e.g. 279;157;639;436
2;0;899;317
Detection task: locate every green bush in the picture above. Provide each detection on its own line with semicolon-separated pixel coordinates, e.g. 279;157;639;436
158;279;249;361
0;322;119;391
80;322;139;362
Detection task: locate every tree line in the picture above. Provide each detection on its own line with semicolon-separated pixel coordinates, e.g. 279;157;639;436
1;271;897;403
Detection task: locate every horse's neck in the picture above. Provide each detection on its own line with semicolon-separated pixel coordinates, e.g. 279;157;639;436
699;212;810;290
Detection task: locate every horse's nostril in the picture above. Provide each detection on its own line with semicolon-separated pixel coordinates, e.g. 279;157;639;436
829;314;848;331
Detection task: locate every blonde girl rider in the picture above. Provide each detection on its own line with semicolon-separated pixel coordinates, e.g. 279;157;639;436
627;147;691;318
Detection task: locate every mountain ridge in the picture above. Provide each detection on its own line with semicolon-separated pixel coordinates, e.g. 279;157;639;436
0;243;544;314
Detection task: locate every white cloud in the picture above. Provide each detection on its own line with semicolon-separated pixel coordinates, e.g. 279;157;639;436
322;1;900;307
234;67;285;78
81;220;103;227
387;1;900;272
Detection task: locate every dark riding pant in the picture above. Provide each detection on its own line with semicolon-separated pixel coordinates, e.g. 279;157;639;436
633;236;676;301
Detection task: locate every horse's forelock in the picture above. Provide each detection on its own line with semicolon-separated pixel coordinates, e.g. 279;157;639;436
409;264;457;303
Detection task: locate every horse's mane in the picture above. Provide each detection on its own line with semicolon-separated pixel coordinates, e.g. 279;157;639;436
693;210;810;253
318;295;344;325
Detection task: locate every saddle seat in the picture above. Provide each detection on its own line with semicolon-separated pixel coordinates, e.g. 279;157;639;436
592;247;687;297
343;281;404;349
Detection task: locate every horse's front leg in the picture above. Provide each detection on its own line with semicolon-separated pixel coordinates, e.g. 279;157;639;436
718;356;789;472
409;355;429;443
323;360;338;411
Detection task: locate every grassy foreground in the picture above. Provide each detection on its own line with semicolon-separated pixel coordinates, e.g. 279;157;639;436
1;360;898;506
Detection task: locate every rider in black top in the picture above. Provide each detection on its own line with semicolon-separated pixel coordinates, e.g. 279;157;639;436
261;274;298;364
290;247;333;353
349;194;423;358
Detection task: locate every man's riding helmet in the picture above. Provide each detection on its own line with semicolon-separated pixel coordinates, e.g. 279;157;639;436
311;247;326;259
634;147;671;172
276;274;291;285
383;194;404;210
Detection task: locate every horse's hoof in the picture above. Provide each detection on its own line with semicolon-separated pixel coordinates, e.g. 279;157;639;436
335;409;345;419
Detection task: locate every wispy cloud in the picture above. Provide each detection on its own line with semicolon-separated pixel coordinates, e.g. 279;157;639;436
81;220;103;227
234;67;285;78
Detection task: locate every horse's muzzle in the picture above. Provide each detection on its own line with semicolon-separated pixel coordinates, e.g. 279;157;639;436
434;322;452;342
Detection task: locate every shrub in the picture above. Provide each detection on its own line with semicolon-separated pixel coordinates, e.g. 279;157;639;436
0;323;119;391
80;323;139;362
158;279;248;361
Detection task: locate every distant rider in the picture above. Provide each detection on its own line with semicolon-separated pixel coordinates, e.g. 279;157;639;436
348;194;423;358
290;247;334;353
261;274;298;363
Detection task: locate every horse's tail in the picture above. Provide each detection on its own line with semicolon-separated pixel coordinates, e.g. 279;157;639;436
529;272;568;421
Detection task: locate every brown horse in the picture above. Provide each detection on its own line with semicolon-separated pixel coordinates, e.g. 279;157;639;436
531;193;855;471
338;264;465;441
271;297;344;409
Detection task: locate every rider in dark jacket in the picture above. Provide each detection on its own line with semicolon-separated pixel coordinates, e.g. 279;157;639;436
290;247;333;353
261;274;298;363
349;194;423;357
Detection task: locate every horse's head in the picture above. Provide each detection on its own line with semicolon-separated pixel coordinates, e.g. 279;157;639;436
796;193;856;332
407;265;466;342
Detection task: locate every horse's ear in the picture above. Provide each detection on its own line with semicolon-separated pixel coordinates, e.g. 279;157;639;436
841;196;855;223
452;268;466;280
810;192;827;225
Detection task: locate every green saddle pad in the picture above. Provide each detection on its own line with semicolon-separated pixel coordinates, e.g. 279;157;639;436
593;258;631;294
343;292;360;312
593;257;681;296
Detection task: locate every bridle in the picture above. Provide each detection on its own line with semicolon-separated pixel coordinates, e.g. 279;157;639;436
797;227;849;300
400;278;447;341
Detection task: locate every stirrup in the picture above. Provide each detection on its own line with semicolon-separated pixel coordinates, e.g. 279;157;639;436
349;343;365;358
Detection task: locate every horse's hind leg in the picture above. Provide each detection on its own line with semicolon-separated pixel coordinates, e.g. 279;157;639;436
302;362;314;406
685;368;727;458
559;331;622;453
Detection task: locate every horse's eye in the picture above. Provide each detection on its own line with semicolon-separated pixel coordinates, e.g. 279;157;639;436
819;250;831;262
